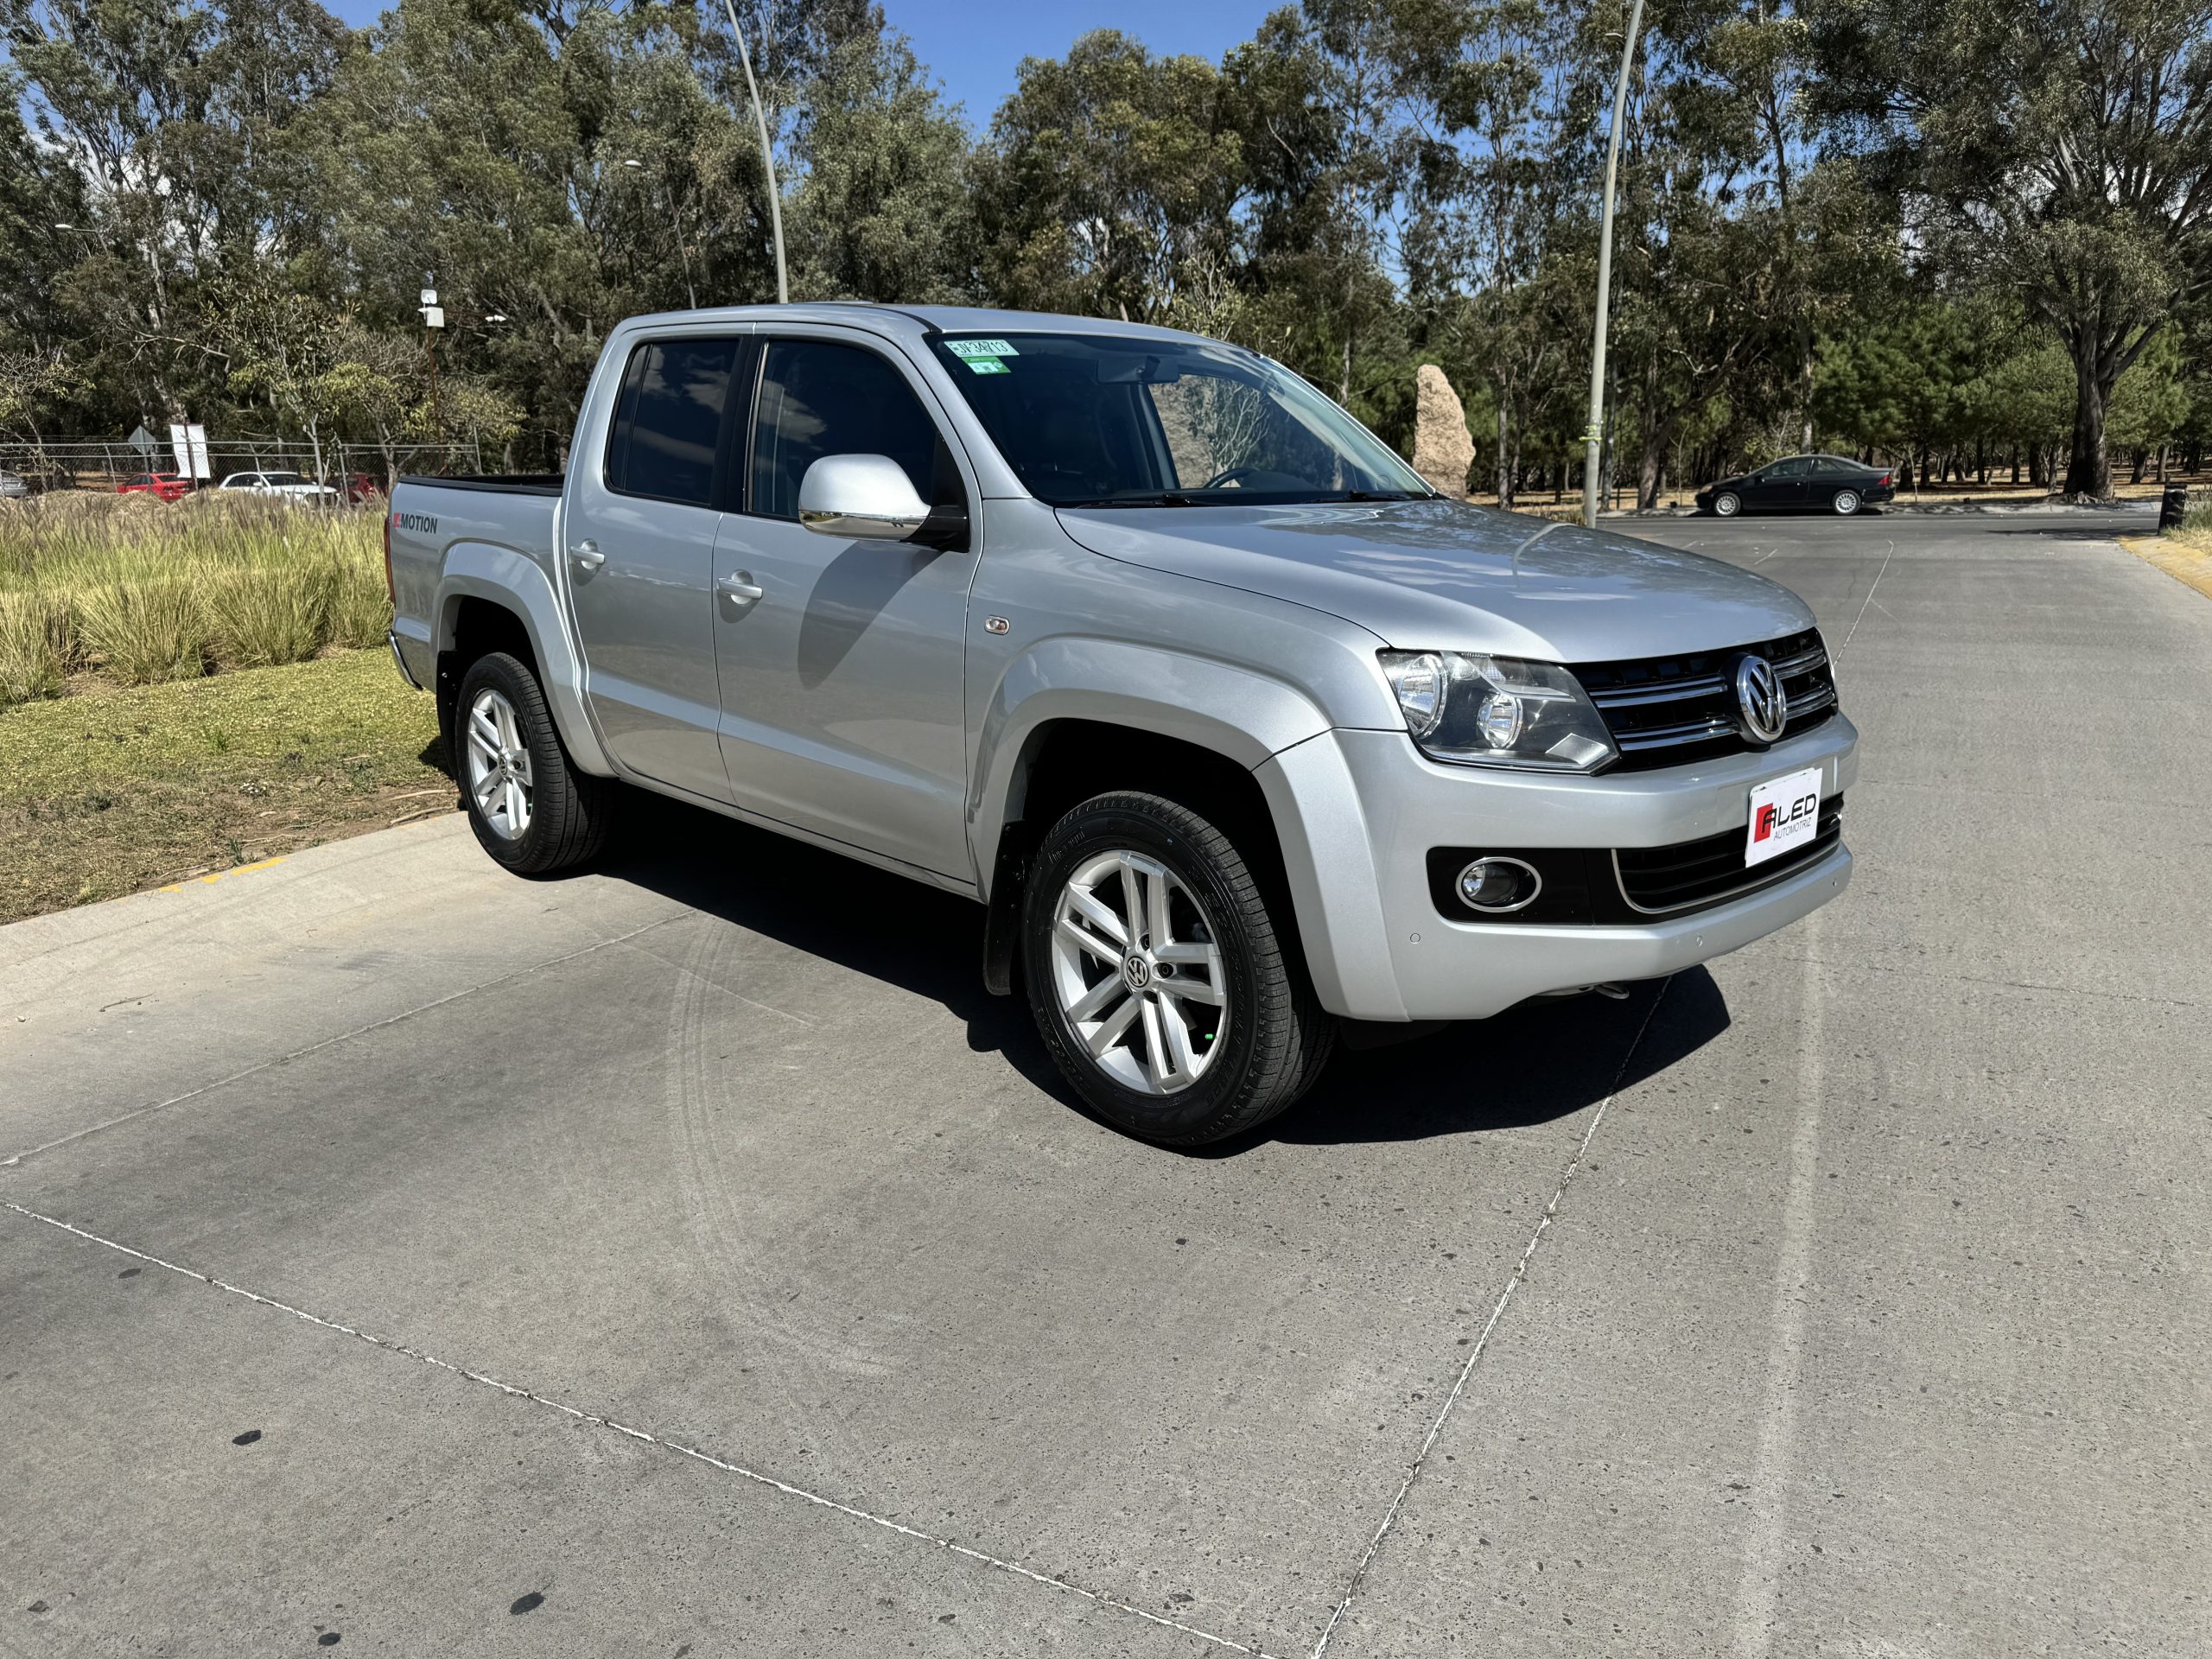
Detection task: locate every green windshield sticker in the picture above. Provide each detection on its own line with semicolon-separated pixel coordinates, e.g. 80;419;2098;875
964;357;1010;374
946;338;1018;359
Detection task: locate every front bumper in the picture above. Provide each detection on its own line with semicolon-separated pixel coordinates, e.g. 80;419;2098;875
1259;715;1858;1022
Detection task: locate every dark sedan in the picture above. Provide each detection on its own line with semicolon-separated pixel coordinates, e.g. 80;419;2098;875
1696;454;1895;517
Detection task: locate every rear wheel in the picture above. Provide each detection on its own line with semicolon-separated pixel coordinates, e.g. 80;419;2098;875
1022;791;1332;1146
1832;488;1861;516
1713;491;1742;518
456;652;613;874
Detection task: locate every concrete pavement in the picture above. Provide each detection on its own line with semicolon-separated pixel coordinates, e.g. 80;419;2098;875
3;506;2205;1656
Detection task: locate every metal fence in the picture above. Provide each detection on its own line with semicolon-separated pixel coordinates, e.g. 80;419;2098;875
0;438;488;494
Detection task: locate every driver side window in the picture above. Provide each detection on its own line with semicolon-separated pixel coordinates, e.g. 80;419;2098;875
749;340;961;521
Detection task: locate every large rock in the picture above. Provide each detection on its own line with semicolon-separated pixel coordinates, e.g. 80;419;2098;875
1410;364;1475;499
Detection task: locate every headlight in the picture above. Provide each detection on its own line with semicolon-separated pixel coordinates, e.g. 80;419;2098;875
1379;651;1618;772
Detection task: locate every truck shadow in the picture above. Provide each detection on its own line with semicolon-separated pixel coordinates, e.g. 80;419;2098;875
597;791;1730;1153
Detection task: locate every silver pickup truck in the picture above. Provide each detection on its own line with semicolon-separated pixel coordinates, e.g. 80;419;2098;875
385;303;1855;1145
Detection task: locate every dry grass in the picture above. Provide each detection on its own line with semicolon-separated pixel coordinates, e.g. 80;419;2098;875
0;490;389;704
0;647;448;922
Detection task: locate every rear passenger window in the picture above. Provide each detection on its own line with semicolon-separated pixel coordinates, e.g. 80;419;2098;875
750;340;957;520
605;337;740;507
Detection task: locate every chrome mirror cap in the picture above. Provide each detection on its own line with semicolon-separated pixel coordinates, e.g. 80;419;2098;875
797;454;930;541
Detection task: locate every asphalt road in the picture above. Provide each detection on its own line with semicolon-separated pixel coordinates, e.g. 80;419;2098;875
3;505;2205;1657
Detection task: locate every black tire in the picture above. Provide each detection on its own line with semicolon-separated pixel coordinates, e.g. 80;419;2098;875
1020;791;1333;1146
1713;491;1742;518
1832;488;1861;516
454;651;613;874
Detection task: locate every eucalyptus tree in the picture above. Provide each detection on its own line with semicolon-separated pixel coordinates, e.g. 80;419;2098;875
0;0;347;423
298;0;782;460
1402;0;1573;502
787;24;976;303
1228;0;1427;407
979;30;1246;325
787;17;977;302
1813;0;2212;496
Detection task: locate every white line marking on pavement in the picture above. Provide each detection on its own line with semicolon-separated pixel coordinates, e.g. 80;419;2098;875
1;916;685;1169
0;1198;1285;1659
1731;922;1827;1656
1307;980;1673;1658
1840;541;1896;652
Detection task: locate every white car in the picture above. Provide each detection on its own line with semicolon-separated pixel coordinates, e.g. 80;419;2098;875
217;470;340;501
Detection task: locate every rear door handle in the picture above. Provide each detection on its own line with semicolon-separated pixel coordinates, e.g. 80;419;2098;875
571;541;605;572
717;572;764;603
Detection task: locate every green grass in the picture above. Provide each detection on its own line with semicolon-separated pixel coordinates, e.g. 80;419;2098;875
0;491;390;704
0;648;448;923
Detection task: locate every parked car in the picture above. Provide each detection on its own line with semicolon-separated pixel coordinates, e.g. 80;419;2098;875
117;472;192;502
0;469;29;499
386;305;1857;1146
217;469;340;501
1696;454;1895;517
337;471;386;505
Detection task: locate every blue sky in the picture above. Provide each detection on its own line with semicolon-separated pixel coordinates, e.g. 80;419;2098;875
319;1;1268;130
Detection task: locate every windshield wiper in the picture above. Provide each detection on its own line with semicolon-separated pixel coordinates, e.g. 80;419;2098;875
1338;489;1427;502
1058;492;1192;508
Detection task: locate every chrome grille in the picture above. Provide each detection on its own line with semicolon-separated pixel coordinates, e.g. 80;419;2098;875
1573;629;1838;772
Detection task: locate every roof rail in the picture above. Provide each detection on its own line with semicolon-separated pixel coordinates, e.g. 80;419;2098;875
812;298;944;337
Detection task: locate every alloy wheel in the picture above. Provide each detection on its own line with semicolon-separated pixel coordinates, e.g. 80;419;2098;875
1049;849;1229;1096
465;687;535;840
1834;489;1860;515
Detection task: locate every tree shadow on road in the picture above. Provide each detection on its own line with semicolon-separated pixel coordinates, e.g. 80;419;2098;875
594;790;1732;1152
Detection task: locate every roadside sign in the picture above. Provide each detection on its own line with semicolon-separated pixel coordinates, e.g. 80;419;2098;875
168;423;211;480
126;424;156;457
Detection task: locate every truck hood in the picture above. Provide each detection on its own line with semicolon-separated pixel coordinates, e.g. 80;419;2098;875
1054;498;1814;661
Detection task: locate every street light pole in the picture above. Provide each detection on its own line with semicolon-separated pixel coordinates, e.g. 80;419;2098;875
720;0;787;303
1581;0;1645;530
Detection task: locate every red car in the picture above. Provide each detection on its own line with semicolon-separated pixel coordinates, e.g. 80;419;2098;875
118;472;192;502
337;472;386;505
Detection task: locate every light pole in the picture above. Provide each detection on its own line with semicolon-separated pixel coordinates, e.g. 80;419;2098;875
719;0;786;303
1580;0;1645;530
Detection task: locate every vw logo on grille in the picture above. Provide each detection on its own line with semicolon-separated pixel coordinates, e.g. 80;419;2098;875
1733;655;1789;744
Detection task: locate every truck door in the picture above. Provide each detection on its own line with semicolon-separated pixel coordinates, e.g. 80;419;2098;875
710;333;977;881
563;334;744;804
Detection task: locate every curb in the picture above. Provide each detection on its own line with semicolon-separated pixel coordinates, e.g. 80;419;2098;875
2116;533;2212;604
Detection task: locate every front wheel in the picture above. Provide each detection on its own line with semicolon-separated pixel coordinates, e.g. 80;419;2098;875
1713;491;1742;518
456;652;613;874
1831;488;1861;516
1021;791;1332;1146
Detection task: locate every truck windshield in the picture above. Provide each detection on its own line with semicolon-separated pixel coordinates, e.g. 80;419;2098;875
926;333;1433;508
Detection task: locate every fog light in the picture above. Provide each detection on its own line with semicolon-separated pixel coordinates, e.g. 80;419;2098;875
1456;855;1542;913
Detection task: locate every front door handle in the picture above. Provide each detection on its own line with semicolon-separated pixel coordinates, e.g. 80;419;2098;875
717;572;765;604
571;540;605;573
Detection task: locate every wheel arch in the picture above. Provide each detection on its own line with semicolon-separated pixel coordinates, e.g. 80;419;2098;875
970;644;1352;1002
432;546;613;776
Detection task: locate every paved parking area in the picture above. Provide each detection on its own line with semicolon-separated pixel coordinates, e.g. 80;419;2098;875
3;506;2205;1656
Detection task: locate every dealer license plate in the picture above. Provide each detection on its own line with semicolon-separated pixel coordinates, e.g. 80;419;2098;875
1745;766;1823;868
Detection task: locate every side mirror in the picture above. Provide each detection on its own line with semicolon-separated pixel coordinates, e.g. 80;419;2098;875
798;454;930;542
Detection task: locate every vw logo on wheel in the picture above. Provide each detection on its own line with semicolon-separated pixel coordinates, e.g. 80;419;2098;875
1733;654;1789;744
1122;954;1153;992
